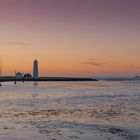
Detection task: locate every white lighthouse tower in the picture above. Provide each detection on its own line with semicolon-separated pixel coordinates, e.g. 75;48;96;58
33;59;39;78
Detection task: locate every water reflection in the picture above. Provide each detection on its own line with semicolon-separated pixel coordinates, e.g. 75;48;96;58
0;81;139;140
33;82;38;86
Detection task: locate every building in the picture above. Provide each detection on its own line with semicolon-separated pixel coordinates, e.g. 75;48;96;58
33;59;39;78
24;73;32;78
15;72;23;79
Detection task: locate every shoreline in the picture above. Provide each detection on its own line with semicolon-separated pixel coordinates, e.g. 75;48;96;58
0;77;97;82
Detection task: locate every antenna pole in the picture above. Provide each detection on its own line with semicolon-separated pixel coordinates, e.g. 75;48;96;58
0;57;2;86
0;57;1;76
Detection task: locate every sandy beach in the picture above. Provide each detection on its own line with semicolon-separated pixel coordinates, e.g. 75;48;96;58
0;81;140;140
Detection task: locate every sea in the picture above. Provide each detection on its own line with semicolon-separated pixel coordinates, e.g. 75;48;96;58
0;80;140;140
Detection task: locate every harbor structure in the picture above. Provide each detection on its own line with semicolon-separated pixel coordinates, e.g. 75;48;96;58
15;72;23;78
24;73;32;78
33;59;39;78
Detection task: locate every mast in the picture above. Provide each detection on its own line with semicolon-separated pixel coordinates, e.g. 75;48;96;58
0;57;2;77
0;57;2;86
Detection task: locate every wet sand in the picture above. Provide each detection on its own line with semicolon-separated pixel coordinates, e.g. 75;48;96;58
0;81;140;140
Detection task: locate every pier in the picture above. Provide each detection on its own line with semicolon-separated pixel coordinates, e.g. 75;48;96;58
0;76;97;83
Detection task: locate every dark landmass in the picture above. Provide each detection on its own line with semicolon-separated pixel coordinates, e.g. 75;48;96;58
96;76;140;81
0;76;97;82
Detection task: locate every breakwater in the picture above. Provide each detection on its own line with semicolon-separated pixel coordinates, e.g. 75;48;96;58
0;76;97;82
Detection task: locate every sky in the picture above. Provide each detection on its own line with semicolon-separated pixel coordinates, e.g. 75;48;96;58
0;0;140;77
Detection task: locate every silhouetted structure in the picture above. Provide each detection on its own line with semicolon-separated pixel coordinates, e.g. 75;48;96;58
0;76;97;82
33;59;39;78
15;72;23;78
0;57;2;86
24;73;32;78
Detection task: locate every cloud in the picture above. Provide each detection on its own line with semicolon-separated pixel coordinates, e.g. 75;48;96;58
0;36;31;48
88;58;96;61
8;41;31;46
124;65;140;70
82;58;105;67
83;61;103;66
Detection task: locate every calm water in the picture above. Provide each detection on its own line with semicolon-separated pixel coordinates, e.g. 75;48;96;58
0;81;140;140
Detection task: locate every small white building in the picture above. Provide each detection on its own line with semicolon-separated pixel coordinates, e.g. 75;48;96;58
15;72;23;79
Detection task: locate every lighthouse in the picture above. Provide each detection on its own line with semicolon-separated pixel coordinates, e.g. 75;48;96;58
33;59;39;78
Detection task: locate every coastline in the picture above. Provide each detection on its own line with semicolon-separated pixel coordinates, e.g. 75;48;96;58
0;77;97;82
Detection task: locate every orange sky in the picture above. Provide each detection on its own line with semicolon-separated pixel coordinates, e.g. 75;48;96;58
0;0;140;77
